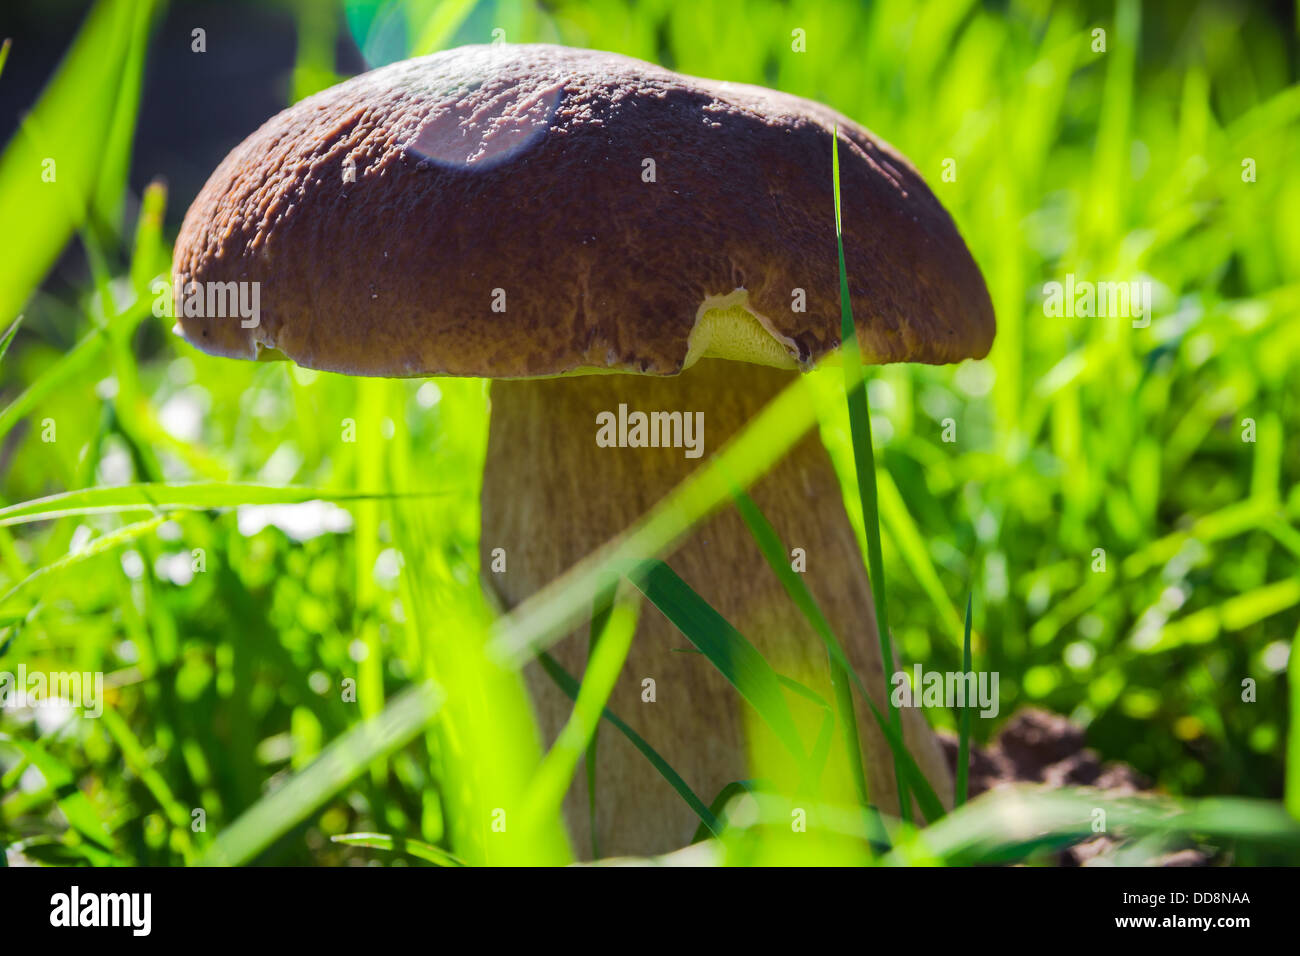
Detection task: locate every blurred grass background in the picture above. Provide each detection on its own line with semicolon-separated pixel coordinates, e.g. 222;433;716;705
1;0;1298;865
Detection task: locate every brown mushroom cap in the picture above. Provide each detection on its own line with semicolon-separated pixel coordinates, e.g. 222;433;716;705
173;43;994;378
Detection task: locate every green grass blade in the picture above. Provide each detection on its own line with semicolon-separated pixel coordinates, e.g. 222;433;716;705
628;559;806;764
7;738;117;852
690;779;760;844
956;592;973;807
730;484;945;825
730;486;869;808
128;177;168;299
0;515;166;611
832;127;909;821
585;592;615;859
808;696;836;779
776;673;831;709
860;692;946;825
0;327;106;443
331;832;466;867
895;787;1300;866
97;707;194;860
537;651;722;838
1288;621;1300;821
877;471;966;646
200;683;442;866
0;314;20;365
520;586;640;842
90;0;152;234
0;482;439;527
411;0;479;55
0;0;154;325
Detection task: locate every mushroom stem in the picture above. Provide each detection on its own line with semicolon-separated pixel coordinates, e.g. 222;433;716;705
482;359;952;857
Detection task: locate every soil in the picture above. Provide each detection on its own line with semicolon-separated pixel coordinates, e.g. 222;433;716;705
938;708;1210;866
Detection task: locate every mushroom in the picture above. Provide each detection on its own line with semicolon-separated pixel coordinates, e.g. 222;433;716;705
173;43;994;858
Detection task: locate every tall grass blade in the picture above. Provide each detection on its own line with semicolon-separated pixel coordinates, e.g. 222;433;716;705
331;832;465;867
0;314;20;365
0;483;439;527
832;126;909;821
0;0;155;324
0;515;166;610
628;559;806;764
730;486;869;806
8;738;117;853
520;586;640;842
860;693;946;825
1288;622;1300;821
585;592;616;859
956;591;973;807
200;683;442;866
538;651;722;838
0;328;106;443
411;0;479;55
690;779;760;844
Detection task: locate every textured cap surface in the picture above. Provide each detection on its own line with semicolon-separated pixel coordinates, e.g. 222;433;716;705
173;43;994;378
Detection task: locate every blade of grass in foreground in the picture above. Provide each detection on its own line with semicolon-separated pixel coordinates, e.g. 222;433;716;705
859;692;946;824
200;682;442;866
97;707;196;862
832;127;909;821
383;385;569;866
8;739;117;853
690;780;761;844
730;485;946;824
890;787;1300;866
877;470;967;647
538;651;722;838
956;592;973;807
629;559;807;766
0;482;447;527
626;559;940;820
730;487;869;806
91;0;151;233
0;326;107;444
1288;621;1300;821
331;832;465;867
519;586;641;842
0;0;155;324
0;515;166;620
0;314;20;364
584;596;610;859
128;178;168;296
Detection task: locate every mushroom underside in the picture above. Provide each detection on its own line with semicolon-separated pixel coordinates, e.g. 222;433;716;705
481;358;952;857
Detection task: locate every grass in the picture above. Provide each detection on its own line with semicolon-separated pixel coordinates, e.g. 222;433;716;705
832;123;909;822
1;0;1299;867
956;592;973;807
